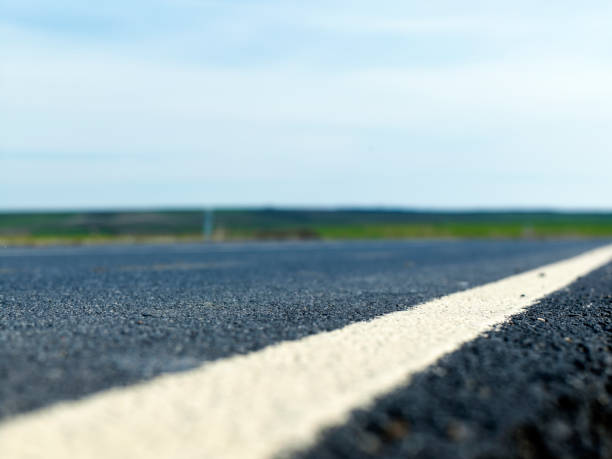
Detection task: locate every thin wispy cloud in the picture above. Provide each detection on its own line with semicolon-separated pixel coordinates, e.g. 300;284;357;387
1;1;611;209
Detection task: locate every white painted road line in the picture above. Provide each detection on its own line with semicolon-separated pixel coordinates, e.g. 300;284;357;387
2;244;611;459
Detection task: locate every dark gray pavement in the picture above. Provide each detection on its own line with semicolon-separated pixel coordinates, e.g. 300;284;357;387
0;240;608;432
297;258;612;459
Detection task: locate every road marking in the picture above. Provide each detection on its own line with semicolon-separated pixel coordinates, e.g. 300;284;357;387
1;244;611;459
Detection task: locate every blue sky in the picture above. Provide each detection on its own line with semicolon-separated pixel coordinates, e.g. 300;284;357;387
1;1;611;210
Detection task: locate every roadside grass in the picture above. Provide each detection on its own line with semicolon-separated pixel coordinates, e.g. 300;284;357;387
0;234;205;247
313;222;612;239
1;210;611;246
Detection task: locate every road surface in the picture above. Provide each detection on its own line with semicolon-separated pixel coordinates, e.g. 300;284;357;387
0;240;610;458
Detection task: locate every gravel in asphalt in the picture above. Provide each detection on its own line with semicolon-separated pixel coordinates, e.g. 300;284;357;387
296;261;612;459
0;240;606;421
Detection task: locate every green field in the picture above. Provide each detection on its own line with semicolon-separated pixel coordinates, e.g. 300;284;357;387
1;209;611;245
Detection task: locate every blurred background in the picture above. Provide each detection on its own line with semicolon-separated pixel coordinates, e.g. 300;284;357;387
1;1;611;244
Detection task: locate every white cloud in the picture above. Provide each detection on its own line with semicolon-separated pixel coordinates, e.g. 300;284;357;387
1;2;611;209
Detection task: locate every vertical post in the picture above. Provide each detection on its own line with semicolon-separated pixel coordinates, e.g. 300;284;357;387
203;208;214;241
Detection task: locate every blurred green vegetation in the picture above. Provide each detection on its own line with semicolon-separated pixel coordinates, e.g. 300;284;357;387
1;209;611;245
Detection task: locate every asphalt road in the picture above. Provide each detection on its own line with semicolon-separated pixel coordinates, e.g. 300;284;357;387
298;258;612;459
0;240;610;457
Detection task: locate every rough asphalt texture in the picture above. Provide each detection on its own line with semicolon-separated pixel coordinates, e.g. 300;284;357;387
296;261;612;459
0;240;607;426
